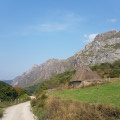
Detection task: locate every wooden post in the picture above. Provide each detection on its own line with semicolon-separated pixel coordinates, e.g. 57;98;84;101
96;79;99;103
97;87;99;102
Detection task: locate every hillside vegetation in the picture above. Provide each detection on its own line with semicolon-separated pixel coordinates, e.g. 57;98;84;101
0;81;18;101
26;70;76;96
36;70;76;95
0;81;30;118
25;84;39;95
90;60;120;78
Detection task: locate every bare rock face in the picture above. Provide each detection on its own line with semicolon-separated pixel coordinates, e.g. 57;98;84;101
74;30;120;65
13;30;120;88
13;57;74;88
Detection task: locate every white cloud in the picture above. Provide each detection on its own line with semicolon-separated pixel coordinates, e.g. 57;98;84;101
1;12;85;37
28;23;68;32
64;13;84;23
88;34;98;41
107;18;117;23
39;23;67;32
83;33;98;43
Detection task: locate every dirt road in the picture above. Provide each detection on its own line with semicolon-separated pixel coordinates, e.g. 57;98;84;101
1;101;36;120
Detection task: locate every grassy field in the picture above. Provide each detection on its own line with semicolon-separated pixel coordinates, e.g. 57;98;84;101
50;78;120;106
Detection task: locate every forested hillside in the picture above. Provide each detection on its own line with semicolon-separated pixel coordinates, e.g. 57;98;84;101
0;81;18;101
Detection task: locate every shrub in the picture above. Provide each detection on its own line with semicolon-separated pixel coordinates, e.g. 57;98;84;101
0;109;3;118
31;99;37;107
90;60;120;78
0;81;18;101
41;94;48;100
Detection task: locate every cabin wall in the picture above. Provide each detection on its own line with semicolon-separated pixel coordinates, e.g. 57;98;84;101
70;81;97;88
70;81;82;87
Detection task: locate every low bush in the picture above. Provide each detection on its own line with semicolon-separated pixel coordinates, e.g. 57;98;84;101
0;109;3;118
31;99;37;107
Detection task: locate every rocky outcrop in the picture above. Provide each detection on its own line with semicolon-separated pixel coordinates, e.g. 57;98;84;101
13;30;120;88
74;30;120;65
13;57;74;88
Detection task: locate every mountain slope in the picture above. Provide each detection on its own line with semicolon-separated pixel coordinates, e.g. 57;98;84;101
13;30;120;88
13;57;74;88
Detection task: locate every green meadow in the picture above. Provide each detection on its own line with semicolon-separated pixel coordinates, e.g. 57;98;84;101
51;78;120;106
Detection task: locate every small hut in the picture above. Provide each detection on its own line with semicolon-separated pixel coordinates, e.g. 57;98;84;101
70;65;102;87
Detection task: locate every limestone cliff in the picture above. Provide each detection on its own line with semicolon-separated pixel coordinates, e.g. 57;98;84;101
74;30;120;65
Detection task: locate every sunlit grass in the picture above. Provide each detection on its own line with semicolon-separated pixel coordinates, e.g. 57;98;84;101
50;78;120;106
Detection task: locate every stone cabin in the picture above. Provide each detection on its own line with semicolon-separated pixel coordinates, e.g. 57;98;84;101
70;65;102;87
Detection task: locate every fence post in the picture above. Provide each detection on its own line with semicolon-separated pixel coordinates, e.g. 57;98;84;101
18;98;19;103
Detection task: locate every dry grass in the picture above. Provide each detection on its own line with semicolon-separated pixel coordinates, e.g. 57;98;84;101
45;98;120;120
32;95;120;120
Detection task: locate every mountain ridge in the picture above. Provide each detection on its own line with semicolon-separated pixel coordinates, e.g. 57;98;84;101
13;30;120;88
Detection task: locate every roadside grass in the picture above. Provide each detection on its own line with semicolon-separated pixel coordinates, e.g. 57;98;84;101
0;108;3;117
31;96;120;120
17;94;30;100
50;78;120;106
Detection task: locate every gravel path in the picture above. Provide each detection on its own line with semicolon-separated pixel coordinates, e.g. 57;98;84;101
1;101;36;120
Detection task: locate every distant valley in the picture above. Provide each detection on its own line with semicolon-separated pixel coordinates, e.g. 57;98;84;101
0;80;13;85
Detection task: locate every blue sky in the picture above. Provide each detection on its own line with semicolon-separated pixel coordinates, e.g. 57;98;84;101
0;0;120;80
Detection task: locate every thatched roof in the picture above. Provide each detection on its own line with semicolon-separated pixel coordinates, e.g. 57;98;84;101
70;64;102;82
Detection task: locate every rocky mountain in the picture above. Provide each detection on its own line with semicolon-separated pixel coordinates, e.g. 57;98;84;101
74;30;120;66
13;57;74;88
13;30;120;88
